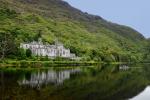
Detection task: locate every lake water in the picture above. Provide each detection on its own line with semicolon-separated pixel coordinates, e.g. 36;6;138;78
0;64;150;100
130;86;150;100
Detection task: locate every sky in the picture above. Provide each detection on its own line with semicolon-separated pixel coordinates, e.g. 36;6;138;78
64;0;150;38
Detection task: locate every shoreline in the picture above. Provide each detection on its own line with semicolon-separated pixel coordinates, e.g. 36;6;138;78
0;60;100;68
0;60;139;68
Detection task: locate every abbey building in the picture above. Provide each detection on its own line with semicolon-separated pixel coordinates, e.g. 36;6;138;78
20;40;78;59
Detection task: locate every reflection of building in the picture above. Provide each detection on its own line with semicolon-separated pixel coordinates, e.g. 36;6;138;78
18;68;81;88
20;40;79;59
119;65;129;71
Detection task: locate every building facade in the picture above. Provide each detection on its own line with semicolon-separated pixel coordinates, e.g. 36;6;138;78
20;40;77;59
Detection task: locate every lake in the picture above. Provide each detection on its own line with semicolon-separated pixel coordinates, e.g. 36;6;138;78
0;64;150;100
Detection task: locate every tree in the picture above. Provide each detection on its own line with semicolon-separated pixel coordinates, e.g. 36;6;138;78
143;39;150;61
0;31;17;60
17;48;26;60
26;49;32;58
34;30;42;41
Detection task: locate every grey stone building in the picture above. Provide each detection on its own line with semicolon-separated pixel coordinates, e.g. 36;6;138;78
20;40;77;59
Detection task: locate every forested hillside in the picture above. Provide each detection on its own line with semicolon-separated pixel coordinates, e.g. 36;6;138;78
0;0;148;62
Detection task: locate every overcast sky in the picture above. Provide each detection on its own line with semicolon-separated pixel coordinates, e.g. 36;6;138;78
64;0;150;38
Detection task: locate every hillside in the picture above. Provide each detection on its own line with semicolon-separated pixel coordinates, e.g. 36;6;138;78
0;0;147;62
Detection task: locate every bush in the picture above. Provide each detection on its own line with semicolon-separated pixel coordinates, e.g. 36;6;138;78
17;48;27;60
26;49;32;58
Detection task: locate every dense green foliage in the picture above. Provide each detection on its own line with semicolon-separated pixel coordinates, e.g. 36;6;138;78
0;31;18;59
0;0;148;62
143;39;150;62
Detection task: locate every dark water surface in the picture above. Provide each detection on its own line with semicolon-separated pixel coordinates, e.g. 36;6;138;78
0;64;150;100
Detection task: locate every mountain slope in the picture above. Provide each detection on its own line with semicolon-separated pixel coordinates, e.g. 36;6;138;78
0;0;147;62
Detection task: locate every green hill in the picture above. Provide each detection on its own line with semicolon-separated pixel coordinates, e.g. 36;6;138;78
0;0;147;62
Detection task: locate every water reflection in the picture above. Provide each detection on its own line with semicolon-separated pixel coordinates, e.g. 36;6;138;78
18;68;81;88
130;86;150;100
0;64;150;100
119;65;130;71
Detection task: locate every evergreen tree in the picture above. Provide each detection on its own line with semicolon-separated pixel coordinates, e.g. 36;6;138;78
26;49;32;58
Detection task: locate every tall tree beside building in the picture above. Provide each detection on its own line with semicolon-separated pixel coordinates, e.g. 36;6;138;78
0;31;17;59
26;49;32;58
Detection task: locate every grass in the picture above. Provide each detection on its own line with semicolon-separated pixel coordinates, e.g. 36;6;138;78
0;60;100;68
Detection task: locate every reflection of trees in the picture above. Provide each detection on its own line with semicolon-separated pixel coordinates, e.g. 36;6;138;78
1;64;150;100
0;71;4;100
18;68;81;88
